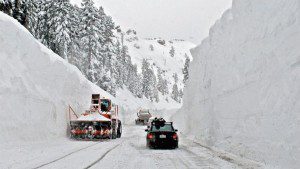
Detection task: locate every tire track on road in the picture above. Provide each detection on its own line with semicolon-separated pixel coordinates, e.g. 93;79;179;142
83;143;121;169
32;142;101;169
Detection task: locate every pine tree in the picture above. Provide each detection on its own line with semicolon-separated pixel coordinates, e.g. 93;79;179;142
142;59;159;102
179;89;183;102
23;0;38;34
142;59;151;99
13;0;22;23
67;4;82;68
48;0;72;61
171;73;180;103
182;54;191;84
35;0;53;48
171;83;179;102
149;44;154;51
114;40;124;88
79;0;104;82
157;68;169;95
149;67;158;102
135;74;143;98
121;45;131;86
1;0;13;15
128;64;142;98
169;46;175;57
0;1;3;11
98;68;116;96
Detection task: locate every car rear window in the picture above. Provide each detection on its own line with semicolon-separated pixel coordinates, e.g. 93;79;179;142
151;124;174;132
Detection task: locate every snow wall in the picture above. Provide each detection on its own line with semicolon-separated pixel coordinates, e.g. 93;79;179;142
0;12;115;144
174;0;300;168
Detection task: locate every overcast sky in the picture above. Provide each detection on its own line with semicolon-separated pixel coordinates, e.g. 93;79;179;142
71;0;232;44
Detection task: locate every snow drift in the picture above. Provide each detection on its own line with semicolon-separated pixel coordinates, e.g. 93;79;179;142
174;0;300;168
0;12;115;144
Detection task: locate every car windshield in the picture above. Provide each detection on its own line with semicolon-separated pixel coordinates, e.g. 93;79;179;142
101;99;110;111
140;110;150;114
151;124;174;132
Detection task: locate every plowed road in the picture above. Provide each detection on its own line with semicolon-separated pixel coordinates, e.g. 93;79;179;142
1;125;259;169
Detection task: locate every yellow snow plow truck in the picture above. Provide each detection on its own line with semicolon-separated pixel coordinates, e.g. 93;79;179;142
69;94;122;140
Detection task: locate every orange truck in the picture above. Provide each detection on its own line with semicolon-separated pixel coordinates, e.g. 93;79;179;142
69;94;122;140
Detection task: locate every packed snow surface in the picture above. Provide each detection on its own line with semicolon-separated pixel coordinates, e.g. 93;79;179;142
174;0;300;168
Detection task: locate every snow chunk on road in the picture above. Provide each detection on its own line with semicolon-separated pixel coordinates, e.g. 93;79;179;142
76;113;111;122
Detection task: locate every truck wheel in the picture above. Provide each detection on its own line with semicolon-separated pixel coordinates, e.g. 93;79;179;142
117;122;122;138
110;130;117;139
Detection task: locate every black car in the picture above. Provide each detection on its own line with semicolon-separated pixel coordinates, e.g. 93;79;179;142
145;121;178;149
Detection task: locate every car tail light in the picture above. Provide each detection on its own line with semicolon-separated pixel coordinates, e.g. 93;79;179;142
147;133;153;139
172;133;178;140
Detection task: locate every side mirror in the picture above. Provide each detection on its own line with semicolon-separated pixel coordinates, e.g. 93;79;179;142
175;129;178;132
145;129;149;132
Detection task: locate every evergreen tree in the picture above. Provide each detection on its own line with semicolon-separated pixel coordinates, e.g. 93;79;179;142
169;46;175;57
157;68;169;95
35;0;53;47
13;0;22;22
114;40;124;88
142;59;159;102
142;59;151;99
79;0;104;82
182;54;191;84
149;67;158;102
121;45;131;86
128;64;142;98
179;89;184;102
171;73;180;103
23;0;38;34
1;0;13;15
171;83;179;102
67;4;82;67
135;75;143;98
48;0;72;61
0;1;3;11
149;44;154;51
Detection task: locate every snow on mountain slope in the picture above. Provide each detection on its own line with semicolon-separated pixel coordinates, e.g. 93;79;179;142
124;31;196;95
173;0;300;168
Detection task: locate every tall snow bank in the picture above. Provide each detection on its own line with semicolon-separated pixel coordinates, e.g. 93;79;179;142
0;12;114;144
174;0;300;168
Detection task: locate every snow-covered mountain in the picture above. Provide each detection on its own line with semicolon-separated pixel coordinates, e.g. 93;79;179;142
122;30;196;103
174;0;300;168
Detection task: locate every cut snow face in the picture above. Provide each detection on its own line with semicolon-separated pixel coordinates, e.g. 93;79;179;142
0;12;113;144
174;0;300;169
